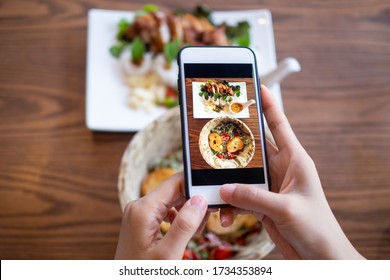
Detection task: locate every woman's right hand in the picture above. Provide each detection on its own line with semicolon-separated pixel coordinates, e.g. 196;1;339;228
220;85;364;260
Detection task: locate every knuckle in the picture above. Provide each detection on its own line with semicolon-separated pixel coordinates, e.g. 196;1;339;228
267;115;286;132
123;199;141;220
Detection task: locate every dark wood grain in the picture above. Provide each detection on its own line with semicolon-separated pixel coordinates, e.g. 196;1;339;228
0;0;389;260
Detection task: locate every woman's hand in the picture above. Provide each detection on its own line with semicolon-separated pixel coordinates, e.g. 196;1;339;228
115;173;207;259
220;85;364;260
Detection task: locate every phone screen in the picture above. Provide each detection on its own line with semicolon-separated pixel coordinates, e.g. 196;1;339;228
182;63;267;187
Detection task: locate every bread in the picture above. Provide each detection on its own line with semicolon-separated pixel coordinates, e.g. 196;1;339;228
227;136;244;153
141;168;177;196
208;132;223;152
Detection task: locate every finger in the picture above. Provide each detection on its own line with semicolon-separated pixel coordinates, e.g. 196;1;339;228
197;211;210;234
219;208;235;227
261;85;300;151
159;195;208;257
220;183;283;220
219;208;254;227
266;138;278;158
144;172;186;210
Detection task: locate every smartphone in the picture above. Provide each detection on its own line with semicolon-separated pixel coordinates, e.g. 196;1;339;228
178;46;270;207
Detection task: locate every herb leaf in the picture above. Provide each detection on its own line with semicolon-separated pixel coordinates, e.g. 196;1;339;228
131;37;146;64
109;43;127;58
164;39;180;66
143;4;159;13
225;21;251;47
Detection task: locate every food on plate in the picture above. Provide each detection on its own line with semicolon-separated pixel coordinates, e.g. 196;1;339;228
198;80;241;113
209;122;249;160
110;5;250;111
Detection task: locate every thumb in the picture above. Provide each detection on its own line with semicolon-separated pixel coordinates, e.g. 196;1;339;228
159;196;207;257
220;184;283;220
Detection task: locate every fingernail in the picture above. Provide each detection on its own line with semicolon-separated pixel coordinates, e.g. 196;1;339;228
220;215;229;227
190;195;207;212
220;184;237;202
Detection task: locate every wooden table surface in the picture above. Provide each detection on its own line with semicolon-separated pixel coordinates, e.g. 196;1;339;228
0;0;389;260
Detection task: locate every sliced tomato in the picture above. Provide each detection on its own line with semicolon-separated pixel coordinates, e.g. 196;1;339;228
236;236;246;246
166;86;177;98
217;153;224;159
227;153;236;159
221;133;230;142
211;248;233;260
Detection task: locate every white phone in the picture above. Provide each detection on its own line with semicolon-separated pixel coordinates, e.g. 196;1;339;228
178;46;270;207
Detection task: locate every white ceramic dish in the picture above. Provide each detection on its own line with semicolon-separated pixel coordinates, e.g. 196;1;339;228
86;8;282;131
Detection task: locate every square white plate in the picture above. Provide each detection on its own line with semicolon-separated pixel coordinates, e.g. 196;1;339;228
192;82;250;119
86;8;282;132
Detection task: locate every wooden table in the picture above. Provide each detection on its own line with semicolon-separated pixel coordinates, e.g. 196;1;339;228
0;0;389;260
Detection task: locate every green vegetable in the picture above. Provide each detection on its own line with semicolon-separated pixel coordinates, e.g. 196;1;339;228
131;37;146;64
193;5;213;22
143;4;158;13
135;4;159;18
109;43;127;58
164;97;178;108
225;21;251;47
116;18;132;40
163;39;180;66
199;250;209;260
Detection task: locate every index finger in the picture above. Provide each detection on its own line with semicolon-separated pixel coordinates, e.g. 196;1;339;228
261;85;301;151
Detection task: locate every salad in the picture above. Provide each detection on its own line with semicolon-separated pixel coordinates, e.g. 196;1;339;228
199;80;241;112
208;122;250;160
141;148;261;260
110;4;250;111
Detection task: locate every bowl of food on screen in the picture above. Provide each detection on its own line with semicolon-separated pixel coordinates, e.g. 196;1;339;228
199;117;255;169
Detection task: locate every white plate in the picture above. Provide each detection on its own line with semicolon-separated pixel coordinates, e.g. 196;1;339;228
86;8;282;132
192;82;250;119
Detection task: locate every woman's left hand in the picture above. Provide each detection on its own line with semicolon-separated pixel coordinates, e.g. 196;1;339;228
115;173;208;259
